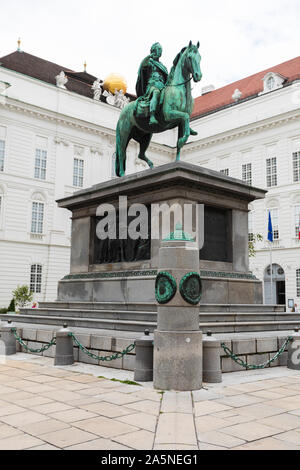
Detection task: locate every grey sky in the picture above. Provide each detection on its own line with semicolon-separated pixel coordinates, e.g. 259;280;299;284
0;0;299;96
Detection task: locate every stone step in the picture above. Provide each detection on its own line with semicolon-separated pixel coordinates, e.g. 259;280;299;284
21;308;157;322
20;307;298;325
38;301;285;313
2;313;300;334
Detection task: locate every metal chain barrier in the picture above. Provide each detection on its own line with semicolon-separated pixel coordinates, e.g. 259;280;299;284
68;332;135;362
12;328;56;354
221;337;293;370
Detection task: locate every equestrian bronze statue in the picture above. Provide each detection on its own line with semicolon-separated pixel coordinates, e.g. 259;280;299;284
115;41;202;177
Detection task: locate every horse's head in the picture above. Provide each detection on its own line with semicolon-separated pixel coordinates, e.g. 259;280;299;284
185;41;202;83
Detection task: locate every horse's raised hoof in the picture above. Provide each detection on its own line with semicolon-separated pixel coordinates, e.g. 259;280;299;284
148;160;154;169
190;128;198;136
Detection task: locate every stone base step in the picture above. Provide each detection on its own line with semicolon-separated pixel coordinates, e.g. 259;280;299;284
2;312;300;334
18;308;300;327
37;301;285;313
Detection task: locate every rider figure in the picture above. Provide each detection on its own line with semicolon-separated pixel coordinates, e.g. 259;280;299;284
136;42;168;126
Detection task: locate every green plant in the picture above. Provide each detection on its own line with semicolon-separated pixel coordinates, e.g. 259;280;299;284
7;298;15;312
249;233;263;258
12;285;33;308
98;376;141;386
0;308;7;314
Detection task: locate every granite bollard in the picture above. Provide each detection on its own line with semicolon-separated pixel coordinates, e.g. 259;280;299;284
0;320;16;356
134;329;154;382
54;324;74;366
203;331;222;383
154;226;202;391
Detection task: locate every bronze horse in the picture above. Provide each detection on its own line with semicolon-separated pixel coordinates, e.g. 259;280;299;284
115;41;202;177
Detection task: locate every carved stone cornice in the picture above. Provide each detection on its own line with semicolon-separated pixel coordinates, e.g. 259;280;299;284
90;146;103;156
183;110;300;155
54;136;69;146
0;97;116;140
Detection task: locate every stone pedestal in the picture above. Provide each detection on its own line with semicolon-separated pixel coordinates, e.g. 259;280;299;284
56;162;266;306
153;236;202;391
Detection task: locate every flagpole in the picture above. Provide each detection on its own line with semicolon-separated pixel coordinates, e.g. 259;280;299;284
270;241;273;305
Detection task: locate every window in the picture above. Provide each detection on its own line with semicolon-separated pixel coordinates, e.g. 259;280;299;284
293;152;300;183
269;208;279;240
0;140;5;171
34;148;47;180
242;163;252;186
30;264;42;294
31;202;44;234
295;205;300;238
266;158;277;187
248;211;254;242
220;169;229;176
267;76;275;91
73;158;84;187
297;269;300;297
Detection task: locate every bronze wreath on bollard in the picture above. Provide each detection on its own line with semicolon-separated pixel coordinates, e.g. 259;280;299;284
155;271;177;304
179;272;202;305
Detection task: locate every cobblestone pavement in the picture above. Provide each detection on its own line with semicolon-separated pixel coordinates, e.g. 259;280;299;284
1;355;300;450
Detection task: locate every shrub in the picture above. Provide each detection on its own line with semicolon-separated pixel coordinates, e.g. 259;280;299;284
7;298;15;312
0;308;7;314
12;285;33;308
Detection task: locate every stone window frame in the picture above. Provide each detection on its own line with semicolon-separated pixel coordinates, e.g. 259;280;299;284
260;72;286;95
268;207;280;241
294;204;300;239
30;264;42;294
293;152;300;183
266;157;277;188
31;200;44;234
297;269;300;298
73;157;84;188
242;163;252;186
0;139;5;172
34;148;47;180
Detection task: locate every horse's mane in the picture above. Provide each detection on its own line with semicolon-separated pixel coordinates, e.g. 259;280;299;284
167;47;187;84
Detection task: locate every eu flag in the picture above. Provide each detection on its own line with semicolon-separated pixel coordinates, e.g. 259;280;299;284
268;211;273;243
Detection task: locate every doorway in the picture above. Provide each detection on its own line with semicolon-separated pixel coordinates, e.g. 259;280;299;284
264;264;286;305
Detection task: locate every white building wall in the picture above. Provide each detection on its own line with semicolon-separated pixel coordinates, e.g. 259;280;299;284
182;82;300;308
0;65;174;307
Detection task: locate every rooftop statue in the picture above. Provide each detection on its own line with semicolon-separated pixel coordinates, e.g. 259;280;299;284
115;41;202;177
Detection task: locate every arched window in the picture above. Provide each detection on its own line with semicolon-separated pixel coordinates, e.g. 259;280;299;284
267;76;275;91
30;264;42;294
31;192;45;235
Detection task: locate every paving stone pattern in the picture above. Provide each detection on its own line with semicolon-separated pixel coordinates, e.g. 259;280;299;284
1;356;300;449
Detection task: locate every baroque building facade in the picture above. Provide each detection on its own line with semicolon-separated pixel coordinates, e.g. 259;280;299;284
0;49;173;306
0;48;299;309
182;56;300;308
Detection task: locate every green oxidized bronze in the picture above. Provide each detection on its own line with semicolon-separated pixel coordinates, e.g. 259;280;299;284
115;41;202;177
155;271;177;304
180;272;202;305
164;223;195;242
